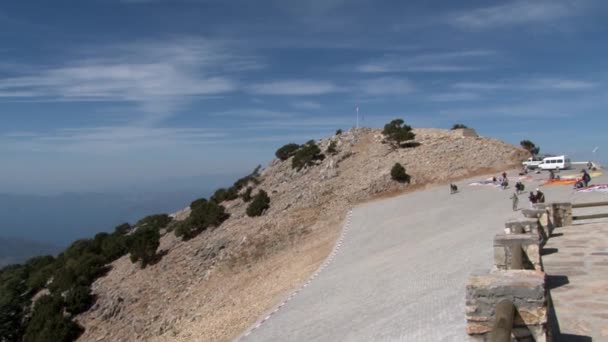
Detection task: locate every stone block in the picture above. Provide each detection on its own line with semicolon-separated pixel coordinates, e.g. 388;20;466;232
551;202;572;227
504;219;540;236
494;234;541;271
521;209;546;219
466;270;548;342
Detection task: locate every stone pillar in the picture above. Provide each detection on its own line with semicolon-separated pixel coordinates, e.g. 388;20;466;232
551;202;572;228
494;234;541;271
466;270;548;342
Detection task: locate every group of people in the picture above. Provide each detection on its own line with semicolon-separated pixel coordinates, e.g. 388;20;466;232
510;187;545;211
493;171;509;190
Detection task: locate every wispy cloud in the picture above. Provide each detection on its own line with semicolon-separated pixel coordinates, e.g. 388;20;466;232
453;78;597;91
291;100;322;110
355;50;494;73
428;92;480;102
0;38;260;122
248;80;341;95
356;77;415;96
450;1;589;29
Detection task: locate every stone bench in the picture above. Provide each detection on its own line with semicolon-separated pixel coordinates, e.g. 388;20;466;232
494;233;541;271
466;270;548;341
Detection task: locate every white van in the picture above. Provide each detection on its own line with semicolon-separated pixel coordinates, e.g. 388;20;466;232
539;155;571;170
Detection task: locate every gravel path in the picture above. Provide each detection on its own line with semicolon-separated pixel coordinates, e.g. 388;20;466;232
241;167;606;342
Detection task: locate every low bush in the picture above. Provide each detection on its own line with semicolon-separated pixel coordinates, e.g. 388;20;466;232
175;200;229;240
275;143;301;161
22;295;83;342
64;285;94;315
128;227;160;268
210;187;239;203
135;214;172;231
241;186;253;202
246;190;270;217
451;123;469;130
292;141;324;170
391;163;411;183
114;222;131;235
335;129;342;135
327;141;338;155
383;119;415;148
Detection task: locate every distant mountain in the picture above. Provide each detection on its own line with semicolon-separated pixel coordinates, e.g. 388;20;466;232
0;237;60;268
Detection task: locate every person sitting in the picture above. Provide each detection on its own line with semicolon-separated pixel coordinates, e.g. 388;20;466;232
536;188;545;203
582;169;591;187
528;192;537;208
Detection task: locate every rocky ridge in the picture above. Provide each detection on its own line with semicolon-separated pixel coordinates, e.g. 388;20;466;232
75;127;529;342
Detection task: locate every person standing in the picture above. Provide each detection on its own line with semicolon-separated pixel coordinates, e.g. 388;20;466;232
510;192;519;211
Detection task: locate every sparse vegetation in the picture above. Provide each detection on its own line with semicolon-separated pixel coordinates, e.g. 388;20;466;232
246;190;270;217
210;187;239;203
451;123;469;130
391;163;411;183
22;295;83;342
383;119;416;148
242;186;253;202
327;141;338;155
520;140;540;155
65;285;94;315
128;227;161;268
175;199;229;240
135;214;172;231
292;140;324;170
275;143;301;161
335;129;342;135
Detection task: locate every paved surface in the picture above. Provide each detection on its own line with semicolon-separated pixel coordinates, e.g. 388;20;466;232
241;166;607;342
544;222;608;340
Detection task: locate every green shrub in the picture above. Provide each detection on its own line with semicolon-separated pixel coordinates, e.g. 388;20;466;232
327;141;338;155
382;119;415;148
451;123;469;130
520;139;540;155
246;190;270;217
50;253;107;293
391;163;411;183
176;201;229;240
135;214;172;231
64;285;93;315
25;256;56;292
210;187;239;203
0;265;29;340
128;227;160;268
190;197;208;209
292;141;324;170
22;295;83;342
233;165;261;189
114;222;131;235
335;129;342;135
275;143;300;161
100;233;128;261
241;187;253;202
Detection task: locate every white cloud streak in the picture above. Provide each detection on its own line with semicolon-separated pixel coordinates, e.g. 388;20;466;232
248;80;340;95
356;77;415;96
0;38;261;122
450;1;589;29
453;78;597;91
355;50;494;73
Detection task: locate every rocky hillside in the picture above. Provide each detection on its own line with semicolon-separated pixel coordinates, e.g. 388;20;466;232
75;128;528;342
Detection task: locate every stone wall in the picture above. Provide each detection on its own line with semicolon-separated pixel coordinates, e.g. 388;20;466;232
465;204;557;341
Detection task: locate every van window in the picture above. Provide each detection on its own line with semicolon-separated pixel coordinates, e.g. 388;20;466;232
557;159;563;163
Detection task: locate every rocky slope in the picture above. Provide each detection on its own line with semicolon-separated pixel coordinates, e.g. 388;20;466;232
75;128;528;342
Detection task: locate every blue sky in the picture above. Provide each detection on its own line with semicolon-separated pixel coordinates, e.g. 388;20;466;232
1;0;607;194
